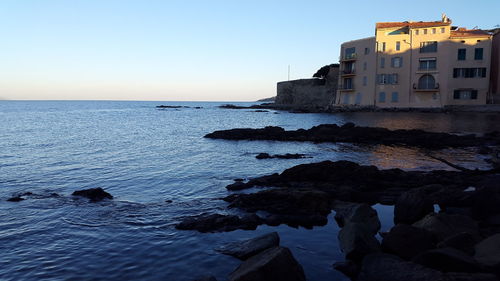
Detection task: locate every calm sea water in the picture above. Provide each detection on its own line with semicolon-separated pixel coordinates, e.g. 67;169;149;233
1;101;499;281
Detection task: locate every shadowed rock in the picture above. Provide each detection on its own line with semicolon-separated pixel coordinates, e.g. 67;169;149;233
255;153;308;160
381;224;436;260
216;232;280;260
175;213;262;233
412;247;481;273
192;276;217;281
437;232;477;256
394;188;434;224
412;213;480;241
205;123;498;149
228;246;306;281
72;188;113;202
333;202;381;234
338;222;381;262
474;233;500;268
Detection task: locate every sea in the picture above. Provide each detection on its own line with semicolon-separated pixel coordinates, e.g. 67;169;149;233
1;101;499;281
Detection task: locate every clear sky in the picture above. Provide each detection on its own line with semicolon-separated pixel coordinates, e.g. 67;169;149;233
1;0;499;101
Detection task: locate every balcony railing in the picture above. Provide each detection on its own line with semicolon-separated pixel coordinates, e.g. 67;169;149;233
340;53;357;61
339;84;355;91
341;69;356;76
413;83;440;92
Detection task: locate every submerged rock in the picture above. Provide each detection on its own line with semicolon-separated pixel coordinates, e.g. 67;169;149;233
216;232;280;260
228;246;306;281
175;213;262;233
255;153;308;160
7;196;25;202
72;188;113;202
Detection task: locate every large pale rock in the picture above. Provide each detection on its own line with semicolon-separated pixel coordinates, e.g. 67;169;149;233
412;247;481;273
334;202;381;234
412;213;479;241
228;246;305;281
338;222;381;261
474;233;500;268
381;224;435;260
216;232;280;260
357;253;444;281
394;188;434;224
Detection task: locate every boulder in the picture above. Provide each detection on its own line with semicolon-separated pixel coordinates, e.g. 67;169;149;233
338;222;381;261
471;186;500;220
394;188;434;224
444;273;499;281
334;202;381;234
7;196;25;202
228;246;306;281
175;213;262;233
474;233;500;268
72;188;113;202
381;224;436;260
332;260;359;280
357;253;444;281
412;213;480;241
412;247;481;273
216;232;280;260
437;232;477;256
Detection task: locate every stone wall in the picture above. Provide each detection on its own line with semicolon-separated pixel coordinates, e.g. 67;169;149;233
275;66;339;109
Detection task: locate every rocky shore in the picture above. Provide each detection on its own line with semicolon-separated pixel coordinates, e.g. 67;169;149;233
175;122;500;280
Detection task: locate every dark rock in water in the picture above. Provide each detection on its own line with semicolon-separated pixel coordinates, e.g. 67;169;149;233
156;105;185;108
412;247;481;273
471;186;500;220
224;188;332;228
444;272;499;281
165;200;173;203
381;224;436;260
204;123;496;149
474;233;500;268
175;213;262;233
72;188;113;202
357;253;444;281
412;213;480;241
338;222;381;262
228;246;306;281
333;202;381;234
226;182;250;191
253;110;269;113
234;178;244;182
394;188;434;224
437;232;477;256
216;232;280;260
333;260;359;280
192;276;217;281
256;153;308;160
262;213;328;229
7;196;25;202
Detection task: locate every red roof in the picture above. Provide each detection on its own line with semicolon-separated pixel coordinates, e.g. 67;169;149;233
450;29;491;38
376;21;451;29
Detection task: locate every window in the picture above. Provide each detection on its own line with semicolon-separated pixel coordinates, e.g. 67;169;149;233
355;93;362;105
364;47;369;55
453;89;478;100
379;92;386;103
391;92;399;103
415;29;419;35
441;27;445;33
432;28;436;34
342;94;350;104
424;29;428;35
363;62;367;71
382;42;386;52
396;41;401;51
377;74;398;85
391;57;403;68
453;68;487;78
418;74;436;89
475;48;484;60
419;58;436;70
378;42;386;52
343;78;353;89
380;57;385;68
420;41;437;53
363;76;367;86
458;49;466;60
345;47;356;59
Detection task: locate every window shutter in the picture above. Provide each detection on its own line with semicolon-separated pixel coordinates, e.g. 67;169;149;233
453;68;458;78
471;90;478;99
453;90;460;99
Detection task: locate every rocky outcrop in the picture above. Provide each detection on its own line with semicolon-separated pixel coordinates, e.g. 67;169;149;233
205;123;499;149
474;233;500;268
175;213;262;233
216;232;280;260
72;188;113;202
228;246;306;281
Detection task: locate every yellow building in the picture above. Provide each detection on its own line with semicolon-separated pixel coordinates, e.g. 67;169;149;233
335;14;493;108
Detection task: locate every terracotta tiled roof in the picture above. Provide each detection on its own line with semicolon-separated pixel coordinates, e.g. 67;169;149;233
450;29;491;38
376;21;451;29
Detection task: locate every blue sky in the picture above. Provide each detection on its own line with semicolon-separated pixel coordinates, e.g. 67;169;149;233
0;0;499;101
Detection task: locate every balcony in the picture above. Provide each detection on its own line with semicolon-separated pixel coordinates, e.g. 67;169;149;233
341;69;356;77
340;53;357;62
339;84;355;92
413;83;440;92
